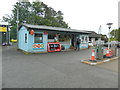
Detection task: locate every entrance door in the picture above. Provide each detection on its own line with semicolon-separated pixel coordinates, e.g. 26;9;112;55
71;34;77;47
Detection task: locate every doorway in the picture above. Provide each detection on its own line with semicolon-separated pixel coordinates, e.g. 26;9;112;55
71;34;77;47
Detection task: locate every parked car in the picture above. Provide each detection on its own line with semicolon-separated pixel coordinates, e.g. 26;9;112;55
11;39;17;43
2;42;12;46
2;42;7;46
103;41;120;47
88;41;93;47
117;42;120;48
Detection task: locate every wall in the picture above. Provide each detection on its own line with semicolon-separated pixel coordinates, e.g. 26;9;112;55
19;27;89;52
80;43;88;49
60;34;89;49
60;39;71;49
79;34;89;49
91;38;96;45
27;31;48;53
18;26;29;52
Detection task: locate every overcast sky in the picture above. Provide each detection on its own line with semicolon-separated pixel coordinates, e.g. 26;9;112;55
0;0;119;35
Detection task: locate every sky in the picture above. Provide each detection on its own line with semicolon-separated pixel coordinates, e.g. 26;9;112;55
0;0;119;35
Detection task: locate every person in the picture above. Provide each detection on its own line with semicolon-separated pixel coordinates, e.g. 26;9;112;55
76;38;81;51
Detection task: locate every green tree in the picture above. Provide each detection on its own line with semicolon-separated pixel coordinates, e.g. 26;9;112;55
101;34;108;42
118;28;120;41
110;28;120;41
2;0;69;39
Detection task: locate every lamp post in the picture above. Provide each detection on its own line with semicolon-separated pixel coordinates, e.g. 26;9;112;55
106;23;113;50
8;26;12;45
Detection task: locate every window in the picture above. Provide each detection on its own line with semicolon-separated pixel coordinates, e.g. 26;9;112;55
59;34;70;42
85;36;88;42
48;35;54;39
25;33;27;43
34;33;43;43
82;36;84;42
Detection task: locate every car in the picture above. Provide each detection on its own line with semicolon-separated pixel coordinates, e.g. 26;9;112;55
88;41;93;47
2;42;7;46
11;39;17;43
117;42;120;48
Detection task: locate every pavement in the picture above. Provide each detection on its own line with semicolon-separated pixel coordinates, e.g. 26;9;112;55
2;44;119;88
96;58;118;72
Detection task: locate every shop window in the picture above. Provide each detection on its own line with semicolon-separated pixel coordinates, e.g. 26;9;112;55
59;34;70;42
48;34;54;39
82;36;84;42
25;33;27;43
34;33;43;43
85;36;88;42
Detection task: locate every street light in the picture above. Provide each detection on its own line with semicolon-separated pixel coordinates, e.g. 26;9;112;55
8;26;12;45
106;23;113;49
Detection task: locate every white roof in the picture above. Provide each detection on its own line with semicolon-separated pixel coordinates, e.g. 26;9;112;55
0;22;9;25
22;23;91;34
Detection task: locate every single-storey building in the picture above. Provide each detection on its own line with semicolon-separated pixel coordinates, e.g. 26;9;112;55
0;22;10;45
88;31;100;45
18;24;90;53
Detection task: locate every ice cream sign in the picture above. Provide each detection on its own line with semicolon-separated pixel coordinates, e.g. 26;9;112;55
33;44;44;49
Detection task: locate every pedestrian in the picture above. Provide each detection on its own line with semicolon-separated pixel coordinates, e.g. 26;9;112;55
76;38;81;51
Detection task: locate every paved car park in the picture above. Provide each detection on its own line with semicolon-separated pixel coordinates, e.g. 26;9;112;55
2;45;118;88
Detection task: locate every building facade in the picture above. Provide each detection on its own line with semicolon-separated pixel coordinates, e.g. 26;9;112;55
118;1;120;28
18;24;90;53
0;22;9;45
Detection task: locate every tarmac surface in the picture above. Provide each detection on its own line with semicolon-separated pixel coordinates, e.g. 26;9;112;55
2;45;119;88
97;58;118;72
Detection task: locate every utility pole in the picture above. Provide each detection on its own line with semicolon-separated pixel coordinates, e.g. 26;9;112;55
98;25;102;45
16;0;19;48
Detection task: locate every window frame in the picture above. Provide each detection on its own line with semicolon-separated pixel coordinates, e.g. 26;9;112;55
34;33;43;43
25;33;27;43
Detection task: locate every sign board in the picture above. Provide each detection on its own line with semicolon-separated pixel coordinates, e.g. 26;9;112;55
80;43;88;48
33;43;44;49
0;27;7;32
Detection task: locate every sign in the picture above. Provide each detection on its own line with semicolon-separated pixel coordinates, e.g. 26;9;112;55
0;27;7;32
33;44;44;49
44;32;48;35
30;30;34;35
80;43;88;48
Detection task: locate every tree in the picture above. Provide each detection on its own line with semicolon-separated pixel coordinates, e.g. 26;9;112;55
118;28;120;41
110;29;120;41
101;34;108;42
2;0;69;39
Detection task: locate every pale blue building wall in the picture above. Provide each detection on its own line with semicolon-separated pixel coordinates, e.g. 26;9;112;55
18;26;89;52
28;32;48;53
60;39;71;50
18;26;29;52
18;26;48;53
79;34;89;49
64;44;71;49
80;43;88;49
